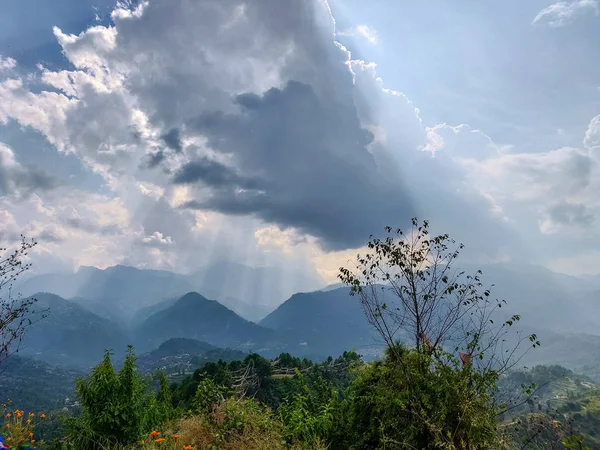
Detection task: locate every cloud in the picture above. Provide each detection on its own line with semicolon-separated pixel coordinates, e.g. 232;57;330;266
161;128;183;152
338;25;379;44
173;156;263;190
140;231;173;247
459;114;600;250
0;57;16;72
532;0;599;27
422;123;504;160
181;80;416;250
0;143;60;199
539;202;594;234
2;0;591;282
584;114;600;149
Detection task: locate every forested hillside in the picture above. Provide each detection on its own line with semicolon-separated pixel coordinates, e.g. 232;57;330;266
3;219;600;450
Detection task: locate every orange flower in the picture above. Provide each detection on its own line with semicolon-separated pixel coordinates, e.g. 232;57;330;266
29;432;34;437
6;423;10;428
40;413;46;419
26;419;32;424
29;412;35;417
173;435;180;439
149;430;160;437
184;445;193;450
31;440;36;444
6;437;11;441
5;413;10;418
154;438;165;444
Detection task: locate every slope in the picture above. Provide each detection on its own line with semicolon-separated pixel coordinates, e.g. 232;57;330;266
260;287;381;359
19;293;131;369
135;292;281;354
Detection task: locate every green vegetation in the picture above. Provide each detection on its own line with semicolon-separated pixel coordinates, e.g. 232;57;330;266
3;219;600;449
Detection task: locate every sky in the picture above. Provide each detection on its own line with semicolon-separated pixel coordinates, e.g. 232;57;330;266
0;0;599;286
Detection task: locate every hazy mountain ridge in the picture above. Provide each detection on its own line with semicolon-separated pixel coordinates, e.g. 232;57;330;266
16;262;325;324
135;292;281;354
260;287;382;359
11;261;600;378
19;293;132;368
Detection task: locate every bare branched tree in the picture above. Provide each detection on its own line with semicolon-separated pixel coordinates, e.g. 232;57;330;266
338;218;539;374
0;236;46;366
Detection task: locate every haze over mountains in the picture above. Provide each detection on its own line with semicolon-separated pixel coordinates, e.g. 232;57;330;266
10;260;600;377
16;262;325;324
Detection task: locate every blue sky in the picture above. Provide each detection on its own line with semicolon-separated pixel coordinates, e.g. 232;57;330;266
0;0;599;284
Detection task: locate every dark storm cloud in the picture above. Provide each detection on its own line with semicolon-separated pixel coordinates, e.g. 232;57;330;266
143;150;167;169
180;80;416;250
173;157;263;190
161;128;183;152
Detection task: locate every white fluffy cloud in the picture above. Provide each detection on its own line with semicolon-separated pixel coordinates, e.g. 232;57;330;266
0;57;16;72
533;0;599;27
458;114;600;252
338;25;379;44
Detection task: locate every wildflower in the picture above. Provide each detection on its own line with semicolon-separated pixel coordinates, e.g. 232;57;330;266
4;414;9;419
149;430;160;437
29;413;34;417
5;438;10;442
26;419;31;425
29;433;33;438
39;414;46;419
184;445;193;450
154;438;165;444
173;435;180;439
5;424;9;428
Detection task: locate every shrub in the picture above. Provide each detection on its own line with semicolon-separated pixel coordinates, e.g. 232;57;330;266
63;346;173;449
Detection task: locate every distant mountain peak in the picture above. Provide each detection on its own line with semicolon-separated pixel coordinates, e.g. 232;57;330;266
174;291;214;307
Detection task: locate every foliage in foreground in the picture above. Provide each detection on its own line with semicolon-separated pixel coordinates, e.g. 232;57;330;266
3;219;598;449
61;346;173;449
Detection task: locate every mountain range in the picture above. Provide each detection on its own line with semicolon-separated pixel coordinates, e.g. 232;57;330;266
9;261;600;377
16;262;325;324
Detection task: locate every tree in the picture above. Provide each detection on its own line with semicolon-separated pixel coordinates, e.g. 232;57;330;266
338;217;538;373
0;236;45;366
337;218;540;449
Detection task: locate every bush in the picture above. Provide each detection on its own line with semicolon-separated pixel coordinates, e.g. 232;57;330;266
332;347;501;450
63;346;173;449
278;370;338;448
